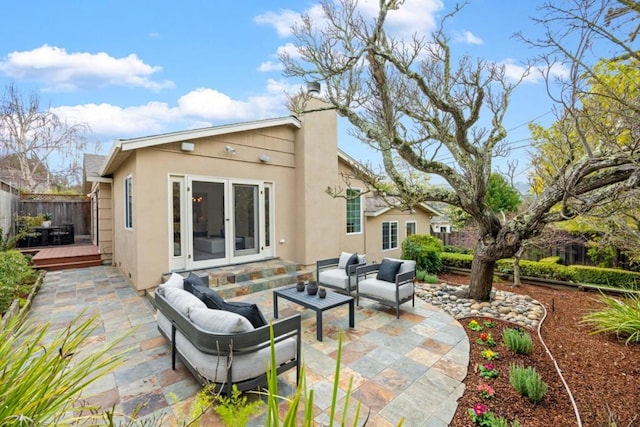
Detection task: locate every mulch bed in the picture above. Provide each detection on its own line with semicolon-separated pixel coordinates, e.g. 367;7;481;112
440;274;640;427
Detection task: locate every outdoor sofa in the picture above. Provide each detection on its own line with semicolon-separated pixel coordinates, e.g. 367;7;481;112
316;252;367;294
155;273;301;395
355;258;416;318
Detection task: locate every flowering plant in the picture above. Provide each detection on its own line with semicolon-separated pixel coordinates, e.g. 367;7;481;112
468;403;493;425
477;383;496;399
481;349;499;360
468;319;483;331
479;363;499;379
483;318;496;328
477;333;496;347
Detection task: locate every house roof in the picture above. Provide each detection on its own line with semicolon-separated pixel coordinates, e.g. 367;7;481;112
83;153;109;183
364;195;442;217
100;116;302;176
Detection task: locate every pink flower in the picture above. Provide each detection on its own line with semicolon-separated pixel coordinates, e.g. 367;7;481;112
473;403;489;416
483;363;494;370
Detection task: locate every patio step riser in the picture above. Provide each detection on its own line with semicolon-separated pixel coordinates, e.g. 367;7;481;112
215;270;314;299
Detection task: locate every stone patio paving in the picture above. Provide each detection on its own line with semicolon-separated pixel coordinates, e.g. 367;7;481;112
26;266;469;426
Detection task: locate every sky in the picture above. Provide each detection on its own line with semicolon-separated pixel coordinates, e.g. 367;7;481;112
0;0;564;187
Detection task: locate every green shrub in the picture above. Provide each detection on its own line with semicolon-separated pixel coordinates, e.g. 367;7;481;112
581;293;640;344
441;252;473;269
402;234;443;274
495;259;575;282
570;265;640;290
538;256;562;264
509;364;548;403
0;250;37;314
211;384;263;426
443;245;472;254
502;328;534;355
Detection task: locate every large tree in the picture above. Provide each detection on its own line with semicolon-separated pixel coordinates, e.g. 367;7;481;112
283;0;640;300
0;83;89;191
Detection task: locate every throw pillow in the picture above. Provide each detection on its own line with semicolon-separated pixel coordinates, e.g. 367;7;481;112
337;251;353;269
160;272;184;289
376;259;403;283
345;252;359;272
191;284;226;310
162;286;206;317
184;272;207;294
189;307;254;334
223;301;267;328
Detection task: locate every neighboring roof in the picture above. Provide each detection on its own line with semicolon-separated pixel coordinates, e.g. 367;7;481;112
364;195;442;217
83;154;109;182
101;116;302;176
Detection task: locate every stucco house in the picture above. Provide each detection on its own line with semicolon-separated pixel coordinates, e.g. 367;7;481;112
84;98;439;293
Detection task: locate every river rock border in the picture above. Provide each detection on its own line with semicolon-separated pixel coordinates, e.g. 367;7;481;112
416;283;544;328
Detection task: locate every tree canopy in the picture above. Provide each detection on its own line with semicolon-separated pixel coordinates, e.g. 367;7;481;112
283;0;640;300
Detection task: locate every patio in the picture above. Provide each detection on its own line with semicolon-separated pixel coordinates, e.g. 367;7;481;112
26;266;469;426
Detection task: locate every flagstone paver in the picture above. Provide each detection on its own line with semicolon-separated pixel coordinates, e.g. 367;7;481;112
26;266;469;426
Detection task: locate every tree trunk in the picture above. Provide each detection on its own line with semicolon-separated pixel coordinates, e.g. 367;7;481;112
512;246;525;286
468;254;496;301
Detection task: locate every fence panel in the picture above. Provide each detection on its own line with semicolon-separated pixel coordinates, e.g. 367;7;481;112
19;194;90;236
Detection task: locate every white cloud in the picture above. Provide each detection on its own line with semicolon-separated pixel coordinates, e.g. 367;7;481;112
258;43;300;72
253;9;301;37
258;61;284;72
454;30;483;45
0;44;174;91
51;79;297;141
501;59;569;84
358;0;444;37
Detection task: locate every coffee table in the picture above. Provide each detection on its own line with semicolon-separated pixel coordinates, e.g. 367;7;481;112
273;286;355;341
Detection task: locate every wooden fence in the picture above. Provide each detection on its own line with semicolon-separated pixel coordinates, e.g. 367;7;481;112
19;194;91;236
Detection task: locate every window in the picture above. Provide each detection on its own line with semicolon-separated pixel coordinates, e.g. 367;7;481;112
382;221;398;250
406;221;416;237
124;176;133;229
346;189;362;234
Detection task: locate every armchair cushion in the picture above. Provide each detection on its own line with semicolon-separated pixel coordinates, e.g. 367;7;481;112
376;259;403;282
384;258;416;275
358;278;415;301
337;252;353;269
318;268;350;290
189;307;254;334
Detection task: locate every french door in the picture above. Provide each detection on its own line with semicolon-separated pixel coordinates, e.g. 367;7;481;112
170;176;273;271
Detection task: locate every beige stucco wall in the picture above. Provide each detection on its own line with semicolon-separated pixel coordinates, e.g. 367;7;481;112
111;125;301;291
97;182;113;264
364;207;433;265
112;153;137;284
293;98;344;266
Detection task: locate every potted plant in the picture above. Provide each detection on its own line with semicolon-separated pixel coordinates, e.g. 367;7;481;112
41;213;52;228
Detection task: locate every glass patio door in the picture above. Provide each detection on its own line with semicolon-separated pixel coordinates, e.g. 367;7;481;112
170;176;272;271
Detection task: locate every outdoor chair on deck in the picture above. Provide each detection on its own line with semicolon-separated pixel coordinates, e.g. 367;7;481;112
356;258;416;318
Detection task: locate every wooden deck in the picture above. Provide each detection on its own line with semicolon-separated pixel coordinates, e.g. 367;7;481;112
31;243;102;271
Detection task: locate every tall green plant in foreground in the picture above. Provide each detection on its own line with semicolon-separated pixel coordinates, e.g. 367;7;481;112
265;327;404;426
0;312;130;425
581;293;640;344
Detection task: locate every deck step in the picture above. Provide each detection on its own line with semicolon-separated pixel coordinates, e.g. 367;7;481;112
30;244;102;271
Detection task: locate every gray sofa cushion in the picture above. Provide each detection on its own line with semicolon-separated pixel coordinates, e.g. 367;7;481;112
318;268;349;290
376;259;403;282
161;272;185;289
157;311;297;384
223;301;267;328
162;286;206;317
358;278;414;301
189;307;254;334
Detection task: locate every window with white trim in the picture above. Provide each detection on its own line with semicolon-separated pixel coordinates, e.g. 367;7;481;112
346;188;362;234
124;175;133;229
382;221;398;250
406;221;416;237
